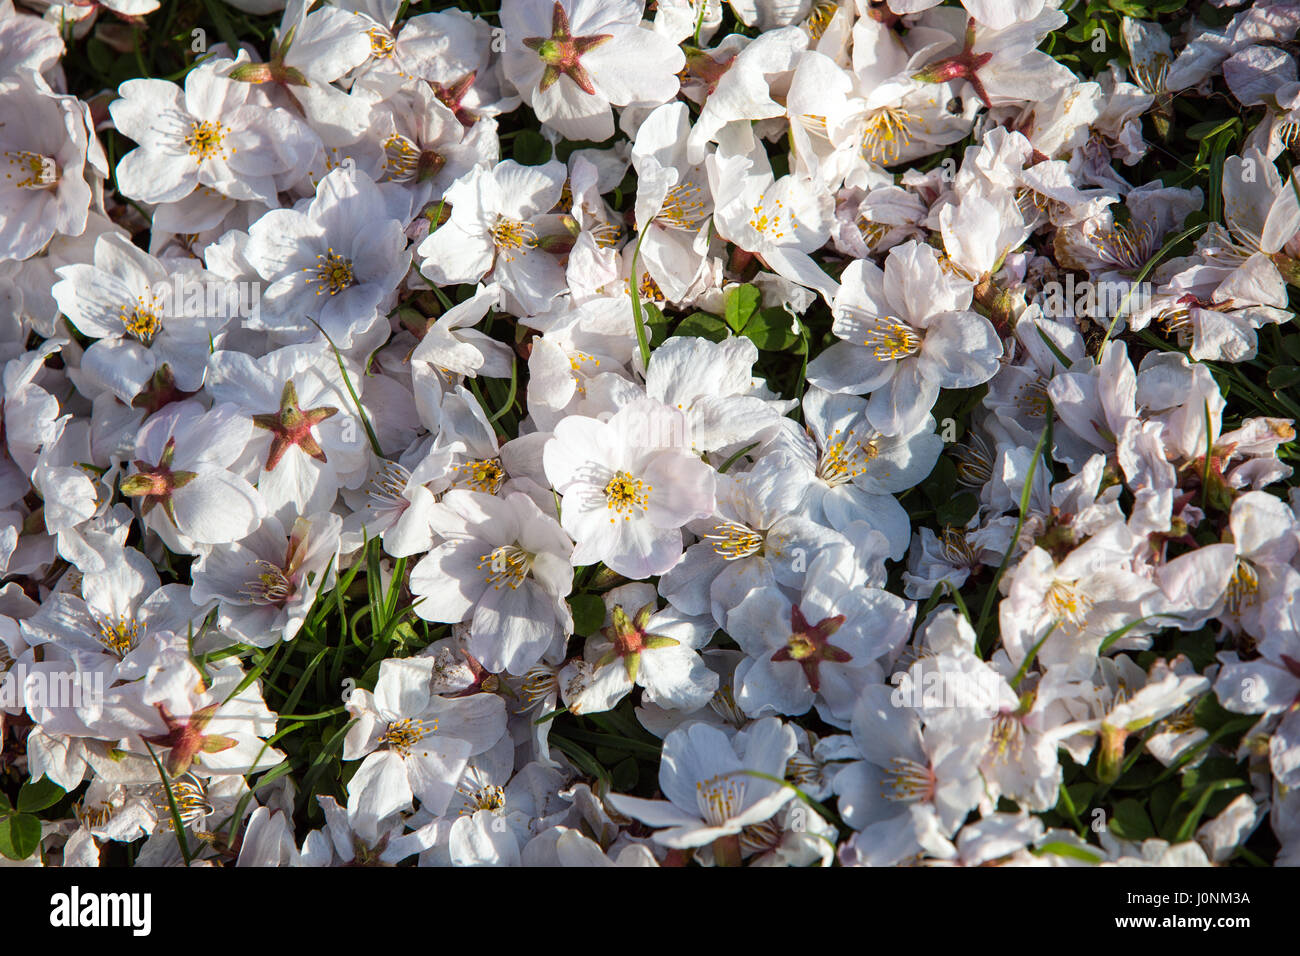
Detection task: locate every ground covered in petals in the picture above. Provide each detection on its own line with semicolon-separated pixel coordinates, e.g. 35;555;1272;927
0;0;1298;868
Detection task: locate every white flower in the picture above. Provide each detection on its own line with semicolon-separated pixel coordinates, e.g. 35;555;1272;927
542;398;717;578
408;490;574;675
416;160;568;316
808;240;1002;434
243;166;411;347
411;283;514;380
606;717;798;849
343;657;507;841
119;401;266;549
0;74;100;262
562;582;718;714
708;127;838;303
190;512;342;647
53;232;231;404
109;60;318;206
501;0;684;142
726;548;914;724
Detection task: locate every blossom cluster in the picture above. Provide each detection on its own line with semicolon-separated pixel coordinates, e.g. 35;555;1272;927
0;0;1298;868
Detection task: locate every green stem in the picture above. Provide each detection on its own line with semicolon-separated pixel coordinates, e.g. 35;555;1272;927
628;230;652;369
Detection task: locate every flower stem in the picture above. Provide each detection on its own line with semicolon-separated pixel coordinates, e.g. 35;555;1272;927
628;229;652;369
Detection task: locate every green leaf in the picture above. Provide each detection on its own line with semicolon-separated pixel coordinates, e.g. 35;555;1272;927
612;756;639;792
722;283;759;332
673;312;729;342
921;455;957;507
1185;117;1238;142
935;491;978;527
1034;840;1102;863
570;593;607;637
1109;798;1156;840
718;442;758;474
1281;334;1300;364
644;302;670;348
1191;691;1240;734
1151;781;1182;838
1107;0;1149;17
1068;782;1097;812
628;230;652;368
0;790;10;813
86;38;114;76
724;284;761;332
1267;365;1300;391
1174;779;1248;842
742;308;800;351
511;130;552;166
0;813;42;861
17;776;65;814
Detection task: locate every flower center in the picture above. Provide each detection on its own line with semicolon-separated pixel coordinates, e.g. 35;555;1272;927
184;120;230;164
786;751;824;791
241;559;296;605
452;457;505;494
460;784;506;815
603;470;650;521
3;149;60;189
367;460;411;506
382;133;421;181
1015;185;1051;217
785;632;816;660
817;428;880;486
748;197;796;241
696;773;745;826
1092;220;1156;270
568;351;600;395
1225;559;1260;615
989;712;1025;762
1046;579;1091;629
1160;701;1199;735
709;683;746;727
857;218;891;250
940;526;980;567
740;817;784;855
658;180;708;230
1161;305;1194;337
305;249;356;296
380;717;435;757
369;26;395;58
880;756;935;803
862;316;920;361
146;772;213;830
520;663;559;707
953;434;994;486
96;614;142;657
491;217;538;260
704;520;764;560
120;297;163;345
478;544;533;590
81;801;115;830
862;107;916;164
804;0;838;39
1015;375;1051;418
1131;54;1169;95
